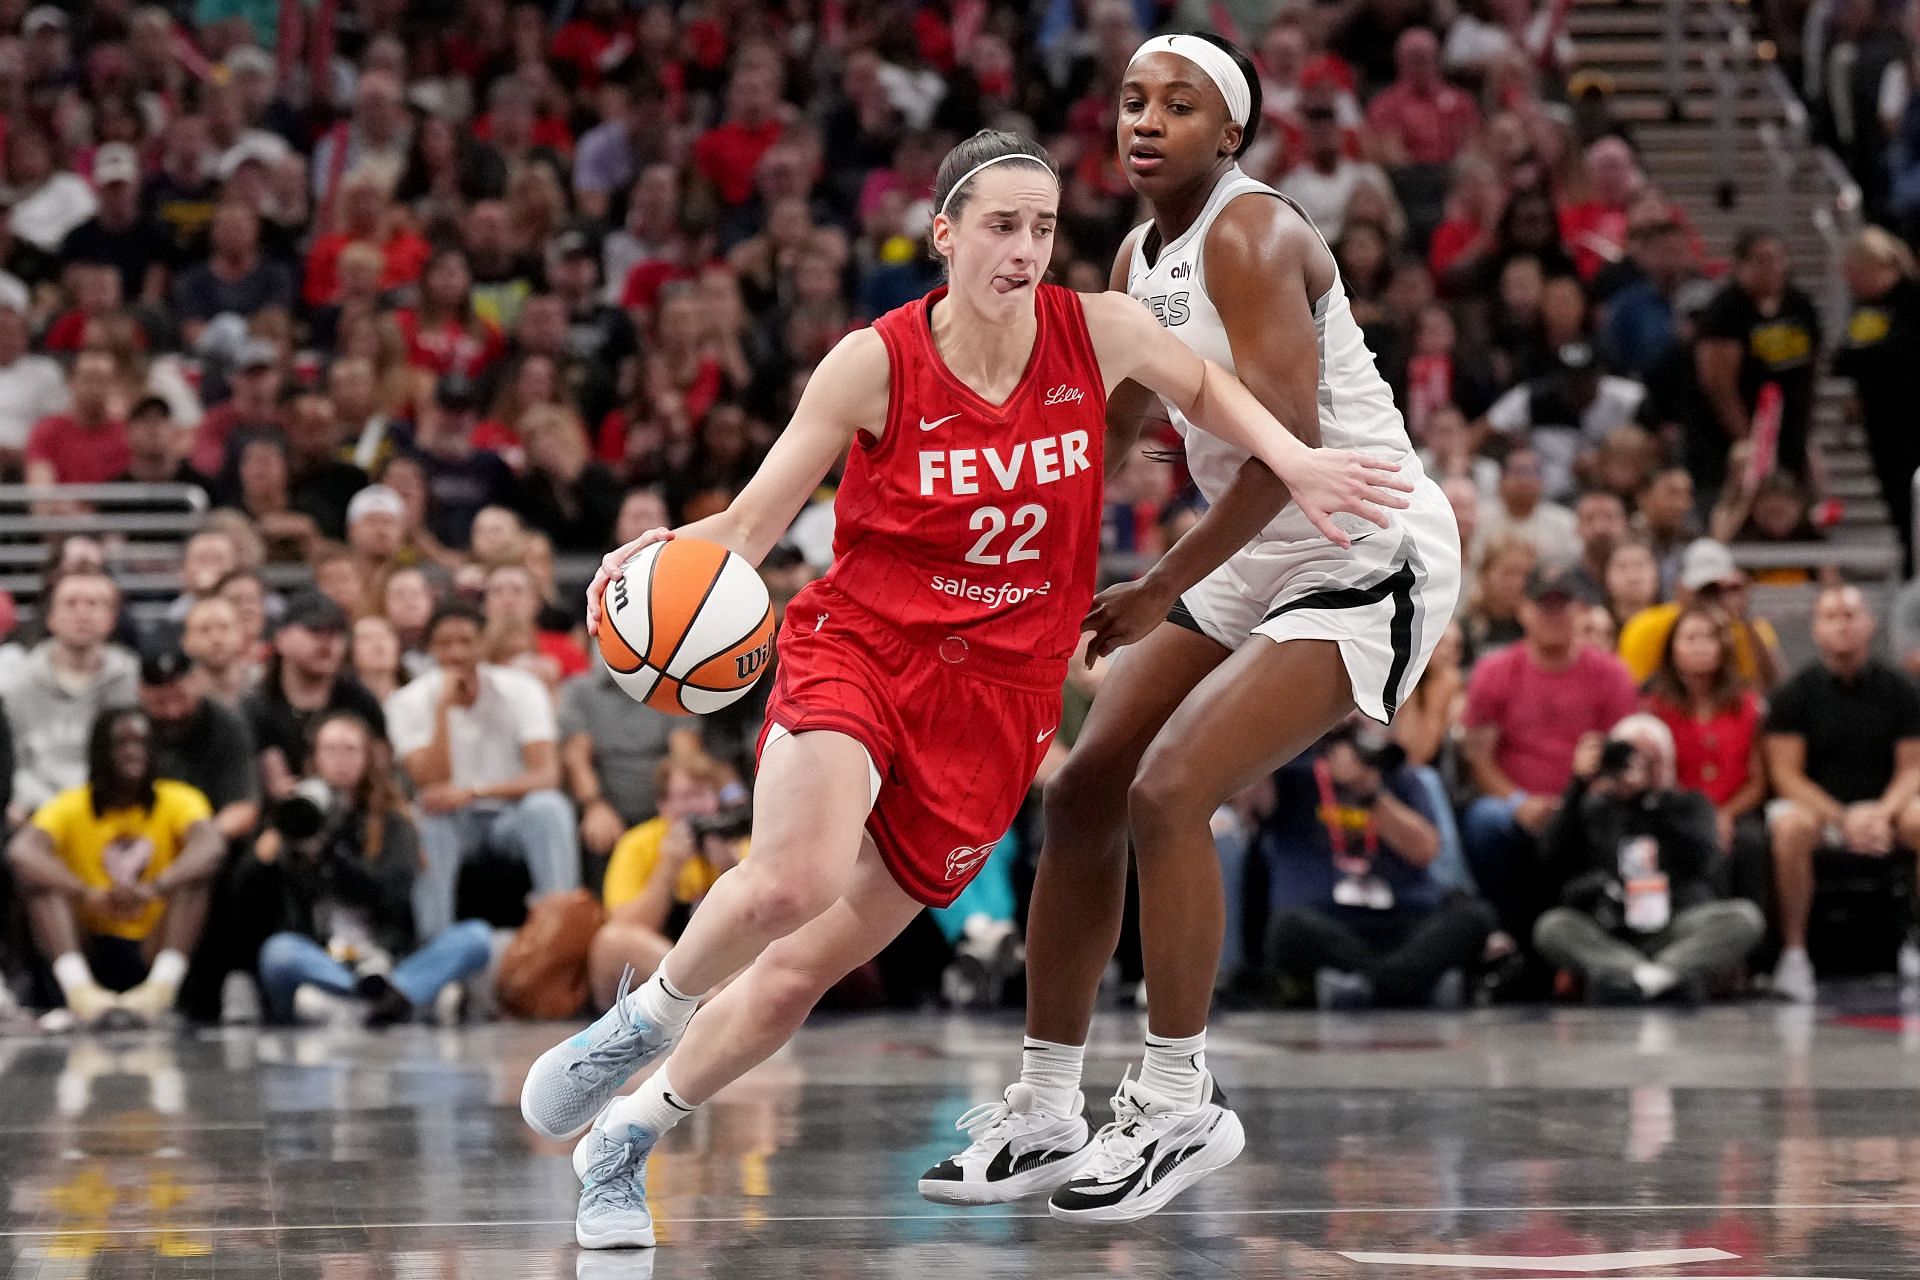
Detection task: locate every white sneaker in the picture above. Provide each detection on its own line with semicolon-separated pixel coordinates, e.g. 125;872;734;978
521;969;677;1141
221;972;262;1025
65;982;118;1029
575;1122;658;1249
918;1083;1093;1205
291;985;363;1027
1048;1071;1245;1224
1773;948;1817;1005
117;977;178;1023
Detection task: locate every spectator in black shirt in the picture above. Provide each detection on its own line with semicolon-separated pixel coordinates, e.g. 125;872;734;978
137;647;259;846
1693;230;1822;501
408;375;516;551
280;392;369;542
1765;585;1920;1002
242;593;387;802
59;143;164;306
169;201;296;345
1832;228;1920;576
113;397;207;495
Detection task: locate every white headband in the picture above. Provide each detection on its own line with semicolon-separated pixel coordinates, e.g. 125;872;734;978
936;151;1056;219
1126;35;1252;128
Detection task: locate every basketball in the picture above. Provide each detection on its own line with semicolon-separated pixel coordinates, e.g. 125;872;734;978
596;538;776;716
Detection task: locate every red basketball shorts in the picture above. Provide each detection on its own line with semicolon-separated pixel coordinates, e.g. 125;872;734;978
755;583;1063;907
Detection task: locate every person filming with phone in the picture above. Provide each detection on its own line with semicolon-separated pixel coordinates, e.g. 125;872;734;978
1534;714;1764;1003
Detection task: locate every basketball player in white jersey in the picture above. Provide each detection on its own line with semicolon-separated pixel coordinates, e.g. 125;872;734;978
920;33;1461;1222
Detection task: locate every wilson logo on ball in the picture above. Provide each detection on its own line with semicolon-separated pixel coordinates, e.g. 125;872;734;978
597;538;777;717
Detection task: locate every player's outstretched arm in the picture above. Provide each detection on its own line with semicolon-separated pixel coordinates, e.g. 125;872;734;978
1080;290;1410;549
586;329;888;634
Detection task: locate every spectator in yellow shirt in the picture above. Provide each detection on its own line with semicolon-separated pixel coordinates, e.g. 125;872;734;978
7;707;223;1027
1618;539;1781;691
590;753;746;1007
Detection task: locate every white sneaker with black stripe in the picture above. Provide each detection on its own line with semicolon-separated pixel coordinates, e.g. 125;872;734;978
1047;1071;1245;1223
918;1083;1093;1205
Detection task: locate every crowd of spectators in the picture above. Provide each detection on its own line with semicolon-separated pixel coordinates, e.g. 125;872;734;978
0;0;1915;1031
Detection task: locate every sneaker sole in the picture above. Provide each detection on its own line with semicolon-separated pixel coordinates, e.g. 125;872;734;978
1047;1110;1246;1224
917;1146;1093;1206
575;1221;657;1249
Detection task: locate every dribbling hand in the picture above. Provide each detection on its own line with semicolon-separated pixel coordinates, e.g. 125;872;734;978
585;527;675;636
1283;450;1412;549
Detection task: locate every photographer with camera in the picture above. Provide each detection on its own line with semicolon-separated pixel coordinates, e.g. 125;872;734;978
252;712;492;1026
1265;720;1497;1010
589;753;748;1008
1534;714;1764;1003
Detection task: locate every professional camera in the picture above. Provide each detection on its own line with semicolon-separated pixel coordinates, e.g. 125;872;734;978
1595;739;1637;779
1331;719;1407;776
268;777;337;841
687;806;752;844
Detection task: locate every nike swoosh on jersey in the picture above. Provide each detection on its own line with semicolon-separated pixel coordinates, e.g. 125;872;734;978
919;413;961;432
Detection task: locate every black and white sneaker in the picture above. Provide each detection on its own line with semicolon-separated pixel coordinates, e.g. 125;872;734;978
1047;1070;1245;1223
918;1083;1093;1205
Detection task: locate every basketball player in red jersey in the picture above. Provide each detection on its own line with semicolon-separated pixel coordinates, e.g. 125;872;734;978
926;36;1463;1224
520;129;1411;1250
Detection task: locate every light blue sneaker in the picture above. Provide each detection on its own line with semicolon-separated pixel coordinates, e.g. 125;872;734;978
576;1123;658;1250
521;970;676;1140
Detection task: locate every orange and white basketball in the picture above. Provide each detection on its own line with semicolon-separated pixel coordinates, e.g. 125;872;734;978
597;538;775;716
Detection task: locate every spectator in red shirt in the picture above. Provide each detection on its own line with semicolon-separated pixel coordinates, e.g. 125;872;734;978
694;63;788;208
1558;137;1646;282
301;170;431;307
394;248;505;381
550;0;636;92
483;560;588;682
26;349;131;486
189;339;284;477
1642;605;1766;849
1461;566;1641;934
1364;28;1482;168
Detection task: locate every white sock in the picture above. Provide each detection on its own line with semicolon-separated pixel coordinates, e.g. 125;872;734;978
146;949;188;993
52;952;96;1000
1019;1037;1085;1116
1139;1030;1208;1109
626;966;699;1038
605;1067;696;1141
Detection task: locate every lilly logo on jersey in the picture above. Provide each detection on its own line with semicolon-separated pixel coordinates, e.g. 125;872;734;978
945;840;997;882
1043;384;1085;407
918;430;1092;496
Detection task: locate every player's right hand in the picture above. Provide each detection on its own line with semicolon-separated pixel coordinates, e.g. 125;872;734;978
1284;450;1410;549
585;527;675;635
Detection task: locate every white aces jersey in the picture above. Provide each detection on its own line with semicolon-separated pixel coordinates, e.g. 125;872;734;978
1125;165;1423;545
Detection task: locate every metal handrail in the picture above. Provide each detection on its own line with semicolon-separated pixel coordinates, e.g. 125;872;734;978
0;483;208;511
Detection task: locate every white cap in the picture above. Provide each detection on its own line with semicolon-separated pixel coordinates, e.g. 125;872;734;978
223;46;274;79
0;274;29;314
347;485;407;526
22;7;67;35
92;143;139;187
216;133;291;180
1678;538;1739;592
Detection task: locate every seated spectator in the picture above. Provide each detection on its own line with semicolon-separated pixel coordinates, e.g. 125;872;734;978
1461;567;1640;936
312;546;369;618
231;435;323;564
1566;490;1629;603
2;571;137;822
560;662;703;873
1479;343;1647;502
1601;219;1696;377
280;393;369;542
242;593;387;801
386;601;579;939
182;597;259;707
484;562;588;682
1462;534;1535;660
1279;87;1393;242
1476;446;1579;570
513;405;622;553
1633;464;1699;587
1642;606;1766;848
1710;469;1826;585
351;615;405;705
1365;29;1482;170
408;375;517;551
1587;424;1661;507
0;284;68;471
1618;539;1781;690
114;397;205;491
169;201;296;342
189;339;284;477
590;753;746;1007
215;570;273;669
1534;716;1764;1002
1415;404;1499;498
253;712;492;1026
138;648;260;846
1765;586;1920;1003
345;484;408;585
1264;719;1496;1009
1833;227;1920;577
7;707;221;1025
379;566;438;675
25;350;130;486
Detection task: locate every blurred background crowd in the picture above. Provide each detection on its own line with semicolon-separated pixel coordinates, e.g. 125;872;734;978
0;0;1918;1032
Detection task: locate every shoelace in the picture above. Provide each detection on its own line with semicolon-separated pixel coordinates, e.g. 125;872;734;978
581;1134;639;1204
569;967;645;1083
1078;1079;1154;1183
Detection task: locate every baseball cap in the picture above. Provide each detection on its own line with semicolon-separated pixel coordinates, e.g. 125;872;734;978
223;46;274;79
217;132;291;180
1555;342;1598;374
434;374;478;412
235;338;279;371
139;646;194;687
346;484;406;526
1678;537;1740;592
22;7;67;35
92;143;139;187
548;229;594;261
1526;565;1591;605
278;591;349;634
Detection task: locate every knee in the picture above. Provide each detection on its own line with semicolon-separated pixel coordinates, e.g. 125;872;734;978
1717;898;1768;941
589;924;665;1006
1043;752;1130;828
517;789;575;829
256;932;305;978
1462;797;1515;846
1126;756;1208;839
1896;802;1920;850
1532;907;1583;950
1769;803;1820;853
734;864;837;938
445;919;494;964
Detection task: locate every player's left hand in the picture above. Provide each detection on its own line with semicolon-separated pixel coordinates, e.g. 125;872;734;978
1084;577;1179;665
1281;450;1411;548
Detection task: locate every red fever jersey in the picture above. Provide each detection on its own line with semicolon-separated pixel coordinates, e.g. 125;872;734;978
823;282;1109;669
759;282;1109;907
